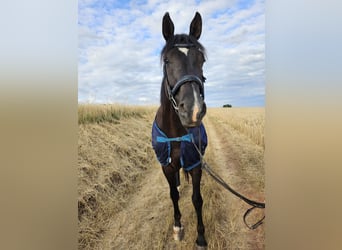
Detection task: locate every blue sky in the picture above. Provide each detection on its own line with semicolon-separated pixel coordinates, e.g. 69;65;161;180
79;0;264;107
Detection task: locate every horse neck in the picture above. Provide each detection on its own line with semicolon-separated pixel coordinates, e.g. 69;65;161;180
155;80;186;137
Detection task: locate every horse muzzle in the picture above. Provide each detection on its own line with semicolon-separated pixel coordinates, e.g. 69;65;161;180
178;98;206;128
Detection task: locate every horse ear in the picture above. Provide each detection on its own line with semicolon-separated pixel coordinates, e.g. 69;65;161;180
162;12;174;41
189;12;202;40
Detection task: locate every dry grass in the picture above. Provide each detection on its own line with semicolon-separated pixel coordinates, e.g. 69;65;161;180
78;105;265;249
78;104;157;249
78;104;155;124
211;108;265;148
206;108;265;189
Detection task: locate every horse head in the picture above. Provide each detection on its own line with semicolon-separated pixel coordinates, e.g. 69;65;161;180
161;12;207;128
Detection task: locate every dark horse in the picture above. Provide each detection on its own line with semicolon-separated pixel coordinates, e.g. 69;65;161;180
152;12;208;248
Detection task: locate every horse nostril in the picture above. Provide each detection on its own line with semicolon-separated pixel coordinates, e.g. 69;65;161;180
197;104;206;120
197;109;203;120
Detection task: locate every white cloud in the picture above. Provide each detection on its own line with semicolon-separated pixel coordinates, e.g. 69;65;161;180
78;0;265;107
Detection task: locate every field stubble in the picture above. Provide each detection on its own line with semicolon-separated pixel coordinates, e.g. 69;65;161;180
78;105;265;249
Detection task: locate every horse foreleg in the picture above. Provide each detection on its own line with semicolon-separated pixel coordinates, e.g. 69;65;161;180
190;167;207;248
163;168;184;240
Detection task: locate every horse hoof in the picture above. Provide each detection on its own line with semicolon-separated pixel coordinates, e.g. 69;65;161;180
195;239;207;250
195;244;207;250
173;226;184;241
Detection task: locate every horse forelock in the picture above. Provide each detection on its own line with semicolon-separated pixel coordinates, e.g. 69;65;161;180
160;34;206;63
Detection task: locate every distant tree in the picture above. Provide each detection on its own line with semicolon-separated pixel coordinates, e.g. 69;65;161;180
223;104;232;108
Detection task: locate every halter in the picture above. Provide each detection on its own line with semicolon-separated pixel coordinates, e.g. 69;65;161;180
163;43;205;112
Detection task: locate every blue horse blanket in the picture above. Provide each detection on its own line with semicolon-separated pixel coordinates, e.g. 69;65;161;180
151;121;207;171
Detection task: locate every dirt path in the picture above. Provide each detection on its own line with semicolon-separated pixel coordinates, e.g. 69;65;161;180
99;158;203;249
203;113;265;249
95;111;265;249
99;161;168;249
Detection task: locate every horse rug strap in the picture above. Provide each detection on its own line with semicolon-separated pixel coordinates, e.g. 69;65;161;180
151;121;207;171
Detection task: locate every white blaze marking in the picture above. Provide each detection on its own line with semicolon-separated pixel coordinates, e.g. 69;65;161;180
178;47;189;56
192;84;200;122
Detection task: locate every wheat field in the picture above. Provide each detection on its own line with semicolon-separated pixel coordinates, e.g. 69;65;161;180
78;104;265;249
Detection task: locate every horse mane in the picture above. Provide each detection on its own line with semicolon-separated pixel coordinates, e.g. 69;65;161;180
160;34;206;105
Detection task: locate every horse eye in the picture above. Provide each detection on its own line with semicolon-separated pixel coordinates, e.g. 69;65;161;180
164;58;169;64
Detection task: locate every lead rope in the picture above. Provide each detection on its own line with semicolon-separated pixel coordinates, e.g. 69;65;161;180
194;129;265;230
